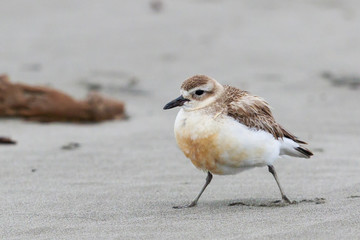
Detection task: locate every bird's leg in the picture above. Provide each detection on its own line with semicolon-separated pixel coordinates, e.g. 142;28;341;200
268;165;292;204
173;171;213;209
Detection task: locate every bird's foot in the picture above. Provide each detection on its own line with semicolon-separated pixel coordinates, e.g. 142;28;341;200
271;196;294;205
173;201;197;209
282;195;294;204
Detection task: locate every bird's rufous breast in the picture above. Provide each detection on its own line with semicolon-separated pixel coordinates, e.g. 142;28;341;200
175;130;225;174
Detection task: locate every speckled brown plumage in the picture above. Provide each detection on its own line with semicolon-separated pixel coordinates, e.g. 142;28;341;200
221;85;308;145
181;75;213;91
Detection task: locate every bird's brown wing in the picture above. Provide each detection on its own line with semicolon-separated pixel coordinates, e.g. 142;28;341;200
224;86;307;144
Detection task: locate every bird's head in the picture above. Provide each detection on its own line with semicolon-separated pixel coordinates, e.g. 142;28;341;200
163;75;224;111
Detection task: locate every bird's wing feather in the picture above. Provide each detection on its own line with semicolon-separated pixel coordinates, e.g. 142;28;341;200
224;86;307;144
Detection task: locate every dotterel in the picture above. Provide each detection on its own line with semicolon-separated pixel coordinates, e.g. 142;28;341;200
163;75;313;208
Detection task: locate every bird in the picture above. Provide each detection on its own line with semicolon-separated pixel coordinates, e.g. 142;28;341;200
163;75;313;208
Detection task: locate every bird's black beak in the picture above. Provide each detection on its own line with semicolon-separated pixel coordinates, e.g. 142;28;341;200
163;95;190;110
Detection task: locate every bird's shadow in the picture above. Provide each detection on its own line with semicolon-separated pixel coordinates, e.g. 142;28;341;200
228;197;326;207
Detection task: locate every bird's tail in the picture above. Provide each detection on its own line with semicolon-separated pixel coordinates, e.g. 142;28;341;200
294;146;313;158
280;138;313;159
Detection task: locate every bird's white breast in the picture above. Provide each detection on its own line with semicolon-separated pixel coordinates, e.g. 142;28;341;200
174;108;281;175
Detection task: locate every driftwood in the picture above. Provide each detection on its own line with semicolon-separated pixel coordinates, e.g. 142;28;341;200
0;74;126;122
0;137;16;144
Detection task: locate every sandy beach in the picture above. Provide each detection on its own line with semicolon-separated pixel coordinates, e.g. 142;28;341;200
1;0;360;239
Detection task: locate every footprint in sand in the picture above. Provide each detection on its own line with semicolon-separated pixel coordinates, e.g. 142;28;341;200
229;197;326;207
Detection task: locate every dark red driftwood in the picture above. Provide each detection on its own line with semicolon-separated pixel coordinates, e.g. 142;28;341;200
0;74;126;122
0;137;16;144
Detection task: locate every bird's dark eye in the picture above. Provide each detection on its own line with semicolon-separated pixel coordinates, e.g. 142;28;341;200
195;90;205;96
